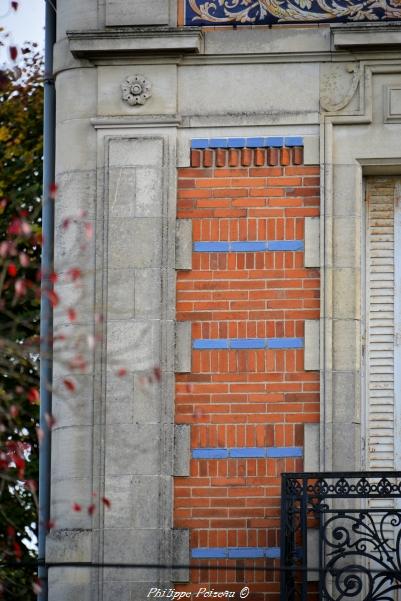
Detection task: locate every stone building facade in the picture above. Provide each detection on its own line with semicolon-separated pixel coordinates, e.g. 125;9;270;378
48;1;401;599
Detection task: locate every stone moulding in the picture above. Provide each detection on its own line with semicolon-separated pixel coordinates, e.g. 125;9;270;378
67;27;203;58
185;0;401;26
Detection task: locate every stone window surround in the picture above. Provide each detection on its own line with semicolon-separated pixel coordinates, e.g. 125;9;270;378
320;62;401;472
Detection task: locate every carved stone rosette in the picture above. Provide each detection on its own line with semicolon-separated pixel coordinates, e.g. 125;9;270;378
121;75;152;106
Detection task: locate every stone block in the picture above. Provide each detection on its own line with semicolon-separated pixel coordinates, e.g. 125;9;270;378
332;422;359;471
307;529;319;582
103;582;131;601
56;68;97;123
46;529;92;563
176;220;192;270
304;423;320;472
180;63;319;117
135;168;163;217
304;320;320;371
174;425;190;476
333;320;358;372
109;138;163;169
54;279;94;326
107;320;160;372
56;170;96;220
98;66;177;116
106;372;135;425
108;167;136;218
107;269;135;321
333;268;359;319
52;373;93;428
51;478;93;529
172;529;190;582
103;475;162;529
56;119;97;174
331;164;359;217
303;135;320;165
54;216;95;274
204;27;330;55
333;217;361;268
133;373;161;424
304;217;320;268
108;217;162;269
48;568;91;601
175;322;192;373
105;423;161;476
134;269;162;318
51;426;93;482
333;371;359;423
105;0;169;26
57;0;98;38
102;529;162;580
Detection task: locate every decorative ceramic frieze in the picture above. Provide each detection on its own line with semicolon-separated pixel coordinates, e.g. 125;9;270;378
185;0;401;26
121;75;152;106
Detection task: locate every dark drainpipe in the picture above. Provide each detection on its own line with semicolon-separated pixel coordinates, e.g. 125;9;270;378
38;0;56;599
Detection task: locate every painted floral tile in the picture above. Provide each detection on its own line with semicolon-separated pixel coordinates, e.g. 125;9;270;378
185;0;401;26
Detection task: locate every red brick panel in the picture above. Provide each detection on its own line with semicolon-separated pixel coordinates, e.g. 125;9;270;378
175;148;320;599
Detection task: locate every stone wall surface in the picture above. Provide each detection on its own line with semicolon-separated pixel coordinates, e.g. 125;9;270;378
50;2;401;598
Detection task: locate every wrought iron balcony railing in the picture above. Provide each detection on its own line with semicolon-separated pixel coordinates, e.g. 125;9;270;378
280;472;401;601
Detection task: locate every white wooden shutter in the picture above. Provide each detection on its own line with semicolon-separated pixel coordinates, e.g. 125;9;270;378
366;179;396;472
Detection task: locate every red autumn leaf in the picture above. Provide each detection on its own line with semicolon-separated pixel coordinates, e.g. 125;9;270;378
49;182;58;198
102;497;111;509
9;405;19;418
84;222;93;240
24;479;37;493
117;368;127;377
19;209;28;218
49;271;58;284
87;503;96;515
72;503;82;512
46;520;55;530
45;412;57;428
62;217;71;229
21;221;31;235
36;427;44;443
68;355;87;371
67;308;77;322
53;334;66;343
15;278;27;297
0;241;10;257
6;526;15;539
19;252;30;267
46;290;59;307
11;1;19;11
7;217;21;235
63;379;76;392
13;541;22;559
7;263;17;277
68;267;82;281
32;580;43;595
27;388;40;405
9;46;18;61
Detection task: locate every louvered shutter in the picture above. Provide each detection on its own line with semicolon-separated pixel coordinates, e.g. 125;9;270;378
366;178;400;472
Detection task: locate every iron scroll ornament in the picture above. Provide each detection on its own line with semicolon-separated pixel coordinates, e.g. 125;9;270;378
186;0;401;25
320;510;401;601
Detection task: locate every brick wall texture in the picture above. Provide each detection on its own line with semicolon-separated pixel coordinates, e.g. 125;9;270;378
175;146;320;599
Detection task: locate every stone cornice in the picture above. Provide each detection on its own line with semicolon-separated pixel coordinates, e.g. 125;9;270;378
68;27;203;58
331;22;401;49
